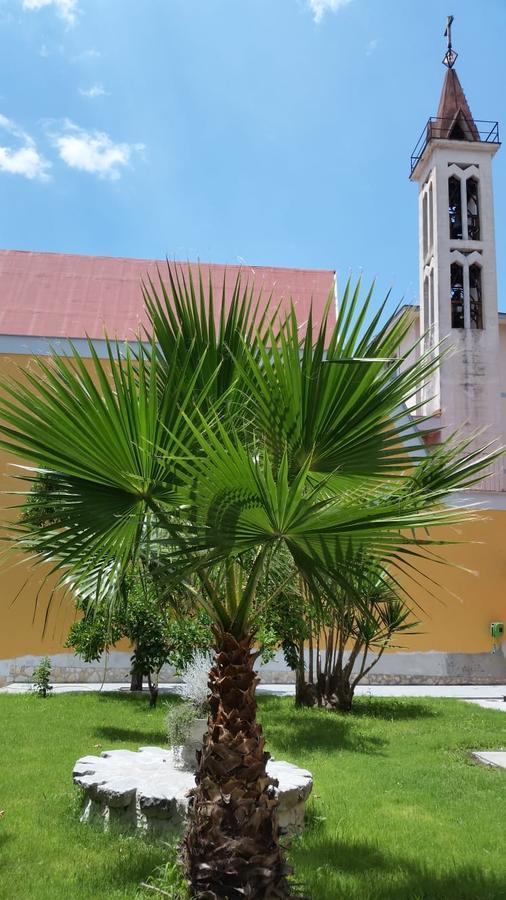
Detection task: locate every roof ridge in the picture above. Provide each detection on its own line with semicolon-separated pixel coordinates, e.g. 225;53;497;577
0;248;334;276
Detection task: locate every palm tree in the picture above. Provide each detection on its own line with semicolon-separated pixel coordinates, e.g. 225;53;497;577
0;267;497;898
295;559;420;711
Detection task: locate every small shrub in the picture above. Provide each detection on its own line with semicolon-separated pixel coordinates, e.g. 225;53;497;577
166;702;198;747
32;656;52;698
179;653;211;715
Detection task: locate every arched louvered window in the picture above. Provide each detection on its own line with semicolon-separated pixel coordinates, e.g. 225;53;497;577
428;183;434;251
429;269;434;331
466;178;480;240
448;176;463;239
469;264;483;329
422;193;428;258
450;262;465;328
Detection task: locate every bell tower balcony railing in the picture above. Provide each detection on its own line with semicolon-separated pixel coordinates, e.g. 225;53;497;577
410;117;500;175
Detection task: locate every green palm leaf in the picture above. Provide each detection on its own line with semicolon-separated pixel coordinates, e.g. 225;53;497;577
0;269;499;631
234;279;444;479
0;332;216;600
142;262;281;407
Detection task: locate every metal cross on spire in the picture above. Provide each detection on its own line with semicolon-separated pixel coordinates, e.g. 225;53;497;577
443;14;458;68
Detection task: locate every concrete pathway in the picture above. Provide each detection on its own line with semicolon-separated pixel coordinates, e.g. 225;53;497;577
462;698;506;713
472;751;506;769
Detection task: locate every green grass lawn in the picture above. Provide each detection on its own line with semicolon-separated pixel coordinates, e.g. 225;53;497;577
0;692;505;900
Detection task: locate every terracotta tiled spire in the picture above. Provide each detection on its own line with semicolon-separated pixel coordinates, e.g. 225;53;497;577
434;67;480;140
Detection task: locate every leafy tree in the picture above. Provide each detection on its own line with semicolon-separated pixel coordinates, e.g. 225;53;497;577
0;267;497;898
66;575;212;707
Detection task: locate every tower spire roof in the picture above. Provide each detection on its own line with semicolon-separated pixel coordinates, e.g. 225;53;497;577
435;16;479;141
435;66;479;140
410;15;500;177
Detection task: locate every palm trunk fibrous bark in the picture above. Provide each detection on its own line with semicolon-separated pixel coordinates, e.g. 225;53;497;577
182;632;290;899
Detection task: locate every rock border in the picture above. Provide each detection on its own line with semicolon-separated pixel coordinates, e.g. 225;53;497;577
73;746;313;838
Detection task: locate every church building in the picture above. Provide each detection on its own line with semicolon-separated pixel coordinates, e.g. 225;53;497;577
0;23;504;685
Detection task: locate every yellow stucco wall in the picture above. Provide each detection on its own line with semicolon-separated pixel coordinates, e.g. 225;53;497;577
0;352;504;662
0;354;72;658
391;512;506;654
0;353;130;660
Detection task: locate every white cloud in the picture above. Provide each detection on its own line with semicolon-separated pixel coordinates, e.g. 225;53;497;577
0;113;51;181
366;38;379;56
307;0;353;24
22;0;79;26
39;42;65;57
74;48;100;60
50;121;144;180
79;83;108;99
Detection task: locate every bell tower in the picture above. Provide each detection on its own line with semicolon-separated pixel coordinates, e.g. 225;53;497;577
410;17;502;490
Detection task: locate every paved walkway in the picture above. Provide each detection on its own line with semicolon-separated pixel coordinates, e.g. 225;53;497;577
472;751;506;769
1;680;506;711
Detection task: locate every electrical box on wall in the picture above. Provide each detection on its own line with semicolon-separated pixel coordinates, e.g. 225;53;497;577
490;622;504;639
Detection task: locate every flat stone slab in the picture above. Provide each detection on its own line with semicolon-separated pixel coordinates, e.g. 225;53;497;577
463;699;506;713
472;751;506;769
73;746;312;838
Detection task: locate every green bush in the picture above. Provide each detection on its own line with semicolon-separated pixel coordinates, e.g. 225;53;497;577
32;657;52;698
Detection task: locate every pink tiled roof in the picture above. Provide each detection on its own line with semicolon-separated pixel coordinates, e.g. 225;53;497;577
0;250;335;341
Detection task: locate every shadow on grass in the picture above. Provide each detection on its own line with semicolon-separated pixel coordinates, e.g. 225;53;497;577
94;725;168;745
260;696;441;759
67;832;166;899
293;835;506;899
96;691;150;703
259;699;387;756
349;698;441;721
0;829;12;859
96;691;180;707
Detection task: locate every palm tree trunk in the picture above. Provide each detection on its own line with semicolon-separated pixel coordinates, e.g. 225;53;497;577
182;631;289;899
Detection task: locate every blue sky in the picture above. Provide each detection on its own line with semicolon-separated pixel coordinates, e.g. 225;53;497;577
1;0;505;312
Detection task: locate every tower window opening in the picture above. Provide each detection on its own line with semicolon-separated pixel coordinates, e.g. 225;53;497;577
466;177;480;240
428;183;434;251
469;264;483;329
450;262;465;328
422;193;428;258
448;176;463;239
429;269;435;334
449;120;467;141
423;275;429;334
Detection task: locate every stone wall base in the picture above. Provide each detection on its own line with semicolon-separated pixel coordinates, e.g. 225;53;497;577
255;672;506;686
1;647;505;687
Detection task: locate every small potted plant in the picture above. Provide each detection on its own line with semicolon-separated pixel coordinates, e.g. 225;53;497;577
166;654;210;770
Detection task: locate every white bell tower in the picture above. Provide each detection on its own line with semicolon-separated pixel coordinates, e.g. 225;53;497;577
410;17;503;490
